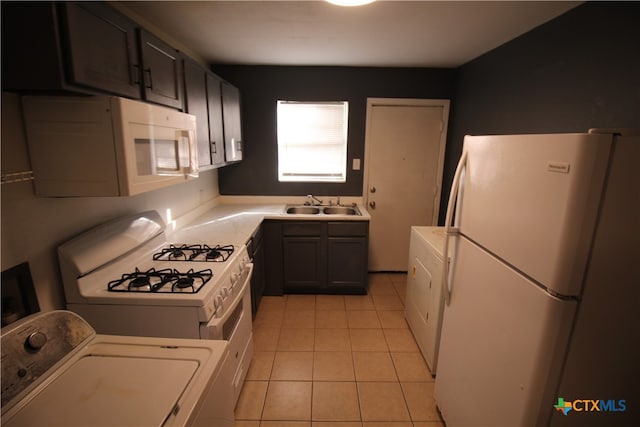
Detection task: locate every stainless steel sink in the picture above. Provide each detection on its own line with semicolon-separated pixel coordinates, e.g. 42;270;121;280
284;204;362;216
285;206;320;214
323;206;360;215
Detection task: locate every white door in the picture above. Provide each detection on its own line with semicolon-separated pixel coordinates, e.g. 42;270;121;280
364;99;448;271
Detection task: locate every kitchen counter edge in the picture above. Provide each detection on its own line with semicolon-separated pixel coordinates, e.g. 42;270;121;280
168;203;370;246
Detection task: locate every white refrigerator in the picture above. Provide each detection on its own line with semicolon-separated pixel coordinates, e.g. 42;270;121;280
434;130;639;426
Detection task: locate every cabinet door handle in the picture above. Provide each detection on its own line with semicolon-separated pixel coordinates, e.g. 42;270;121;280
131;64;141;85
370;186;376;193
369;201;376;209
144;68;153;89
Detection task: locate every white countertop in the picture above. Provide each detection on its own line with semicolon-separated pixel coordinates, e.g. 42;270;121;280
168;201;371;246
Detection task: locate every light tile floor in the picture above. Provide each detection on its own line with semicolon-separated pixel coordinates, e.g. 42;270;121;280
235;273;445;427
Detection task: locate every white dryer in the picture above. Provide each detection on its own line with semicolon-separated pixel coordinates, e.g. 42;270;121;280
405;226;446;374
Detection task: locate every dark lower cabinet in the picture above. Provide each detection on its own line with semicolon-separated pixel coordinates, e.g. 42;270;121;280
327;237;368;293
264;220;368;295
263;220;283;296
282;221;325;293
283;236;326;293
247;225;265;318
327;221;368;294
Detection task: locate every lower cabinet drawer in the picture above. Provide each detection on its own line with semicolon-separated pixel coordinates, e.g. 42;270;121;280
282;222;323;236
328;221;368;237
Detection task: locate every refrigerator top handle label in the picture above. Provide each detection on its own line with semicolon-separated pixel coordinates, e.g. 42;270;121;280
547;161;571;173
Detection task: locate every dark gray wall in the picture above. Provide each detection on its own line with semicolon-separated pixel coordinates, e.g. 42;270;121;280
212;66;456;196
440;1;640;222
214;2;639;221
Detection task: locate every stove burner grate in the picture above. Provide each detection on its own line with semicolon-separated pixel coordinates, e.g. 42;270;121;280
153;244;234;262
107;268;213;293
165;269;213;293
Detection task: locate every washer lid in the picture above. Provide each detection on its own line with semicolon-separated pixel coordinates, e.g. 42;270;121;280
4;354;197;427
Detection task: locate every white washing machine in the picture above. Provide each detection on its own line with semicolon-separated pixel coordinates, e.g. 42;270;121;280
405;226;446;374
1;310;235;427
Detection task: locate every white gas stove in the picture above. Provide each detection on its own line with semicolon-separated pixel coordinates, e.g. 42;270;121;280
57;210;254;406
1;311;234;427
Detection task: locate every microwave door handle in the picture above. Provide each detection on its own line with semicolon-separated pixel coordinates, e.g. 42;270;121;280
180;130;198;177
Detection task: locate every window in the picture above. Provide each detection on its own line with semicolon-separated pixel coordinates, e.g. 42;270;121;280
277;100;348;182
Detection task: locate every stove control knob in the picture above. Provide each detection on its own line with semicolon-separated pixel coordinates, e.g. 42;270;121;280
25;331;47;351
231;272;240;284
222;287;230;298
214;295;224;314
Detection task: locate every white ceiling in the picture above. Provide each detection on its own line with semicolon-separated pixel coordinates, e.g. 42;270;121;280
115;0;580;68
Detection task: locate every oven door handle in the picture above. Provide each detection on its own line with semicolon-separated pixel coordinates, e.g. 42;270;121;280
204;263;253;334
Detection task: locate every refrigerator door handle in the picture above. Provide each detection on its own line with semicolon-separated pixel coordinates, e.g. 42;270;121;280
442;149;467;305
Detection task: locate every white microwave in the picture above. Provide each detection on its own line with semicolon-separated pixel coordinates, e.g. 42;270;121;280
22;96;198;197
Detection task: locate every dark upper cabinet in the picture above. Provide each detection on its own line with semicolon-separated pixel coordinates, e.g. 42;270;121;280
183;57;212;167
221;82;243;162
61;2;140;98
2;2;182;110
2;2;138;97
206;73;226;166
183;58;228;168
138;29;182;110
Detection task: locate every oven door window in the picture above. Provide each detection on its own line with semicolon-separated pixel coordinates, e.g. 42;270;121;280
222;299;243;341
134;138;182;176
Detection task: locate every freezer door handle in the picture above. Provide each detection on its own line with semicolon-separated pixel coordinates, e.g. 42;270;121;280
442;149;467;305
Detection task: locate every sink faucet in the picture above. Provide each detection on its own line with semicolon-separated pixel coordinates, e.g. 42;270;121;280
306;194;323;206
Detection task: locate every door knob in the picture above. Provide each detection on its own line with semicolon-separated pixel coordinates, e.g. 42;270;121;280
369;201;376;209
370;186;376;193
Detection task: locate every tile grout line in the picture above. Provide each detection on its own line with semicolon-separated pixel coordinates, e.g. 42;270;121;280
245;274;422;424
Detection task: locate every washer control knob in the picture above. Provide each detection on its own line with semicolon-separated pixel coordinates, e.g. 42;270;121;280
25;331;47;351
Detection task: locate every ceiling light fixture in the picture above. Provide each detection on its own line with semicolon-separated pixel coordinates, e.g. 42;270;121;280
326;0;376;6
